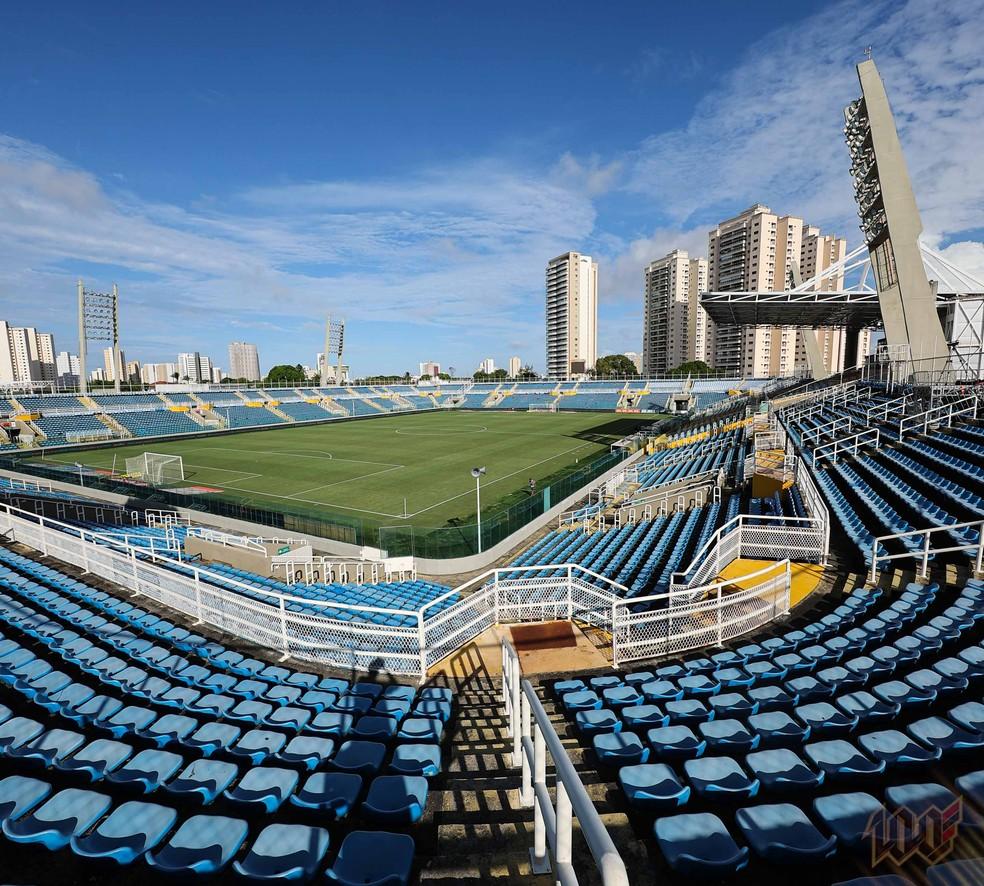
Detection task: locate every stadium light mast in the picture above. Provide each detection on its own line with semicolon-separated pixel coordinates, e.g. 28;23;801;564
471;466;486;553
77;281;121;395
322;316;345;387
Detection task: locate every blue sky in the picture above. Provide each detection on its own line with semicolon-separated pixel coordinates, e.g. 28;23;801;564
1;0;983;377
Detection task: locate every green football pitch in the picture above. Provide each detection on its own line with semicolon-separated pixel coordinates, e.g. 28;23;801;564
30;411;653;532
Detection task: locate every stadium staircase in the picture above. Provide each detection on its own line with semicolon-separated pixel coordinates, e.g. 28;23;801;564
318;395;350;416
95;412;130;438
483;385;506;407
77;395;100;411
348;387;388;412
186;392;207;407
262;401;293;422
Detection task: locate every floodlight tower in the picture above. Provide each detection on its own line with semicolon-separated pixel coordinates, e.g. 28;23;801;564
77;281;121;394
321;316;345;386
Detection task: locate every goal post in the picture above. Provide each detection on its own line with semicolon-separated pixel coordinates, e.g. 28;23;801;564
124;452;185;485
528;403;557;413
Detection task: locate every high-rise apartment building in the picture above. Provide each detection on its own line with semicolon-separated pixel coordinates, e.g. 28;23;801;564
228;342;261;381
545;252;598;380
177;352;211;384
642;250;709;376
418;361;440;379
508;356;521;377
478;357;495;375
55;351;80;386
707;205;855;377
102;347;127;382
141;362;178;385
0;322;57;384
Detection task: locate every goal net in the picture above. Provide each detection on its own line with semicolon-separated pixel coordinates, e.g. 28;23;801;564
124;452;185;485
528;403;557;413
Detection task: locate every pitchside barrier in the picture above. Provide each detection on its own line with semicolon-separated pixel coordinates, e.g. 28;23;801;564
0;499;799;678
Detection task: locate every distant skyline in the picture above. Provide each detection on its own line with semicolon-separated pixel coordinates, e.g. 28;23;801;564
1;1;982;376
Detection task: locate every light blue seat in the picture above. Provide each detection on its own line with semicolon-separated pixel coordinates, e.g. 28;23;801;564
906;667;967;699
184;722;242;756
654;812;749;877
0;716;44;751
224;766;299;813
0;775;51;825
55;738;131;781
748;684;798;711
146;813;248;875
8;728;85;766
885;782;959;821
736;802;836;862
290;772;362;818
593;732;649;765
390;744;442;778
363;775;428;824
602;685;644;709
70;800;176;864
835;691;900;724
187;693;236;718
2;787;111;850
381;684;416;702
265;706;312;732
397;717;443;743
561;690;602;712
907;716;984;754
795;702;859;737
228;729;287;765
708;693;757;719
139;713;198;747
647;725;705;760
227;699;275;725
748;711;810;748
814;791;889;850
332;740;387;775
698;719;759;753
621;705;669;731
233;822;331;881
685;756;759;799
576;709;621;736
948;700;984;733
665;699;712;724
786;675;833;703
589;675;622;691
640;680;682;703
309;711;355;737
418;686;451;703
95;705;156;739
412;700;452;722
745;749;823;792
804;739;885;780
371;699;411;722
164;759;238;804
326;830;414;886
276;735;335;770
106;748;182;792
618;763;689;810
857;729;942;769
553;679;586;696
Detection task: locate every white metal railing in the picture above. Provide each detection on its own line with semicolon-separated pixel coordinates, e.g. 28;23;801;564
502;638;630;886
865;393;911;423
869;519;984;583
811;427;881;467
616;471;722;519
802;414;854;446
273;556;415;586
796;457;831;562
185;525;267;551
896;396;979;442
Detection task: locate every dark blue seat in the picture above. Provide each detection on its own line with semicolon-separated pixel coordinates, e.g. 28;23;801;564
813;791;889;850
325;830;414;886
412;700;452;722
785;675;833;703
835;691;900;724
332;695;373;715
290;772;362;818
736;802;836;862
927;859;984;886
885;782;960;821
954;770;984;823
618;763;689;810
748;711;810;748
593;732;649;765
2;787;111;850
948;700;984;733
146;813;248;875
224;766;298;813
709;692;757;718
106;748;182;792
857;729;942;769
654;812;749;877
363;775;428;823
389;744;442;778
685;756;759;799
647;725;705;760
332;740;387;775
276;736;335;770
748;684;798;711
795;702;859;737
233;822;331;881
372;699;411;721
907;716;984;754
698;719;759;753
0;775;51;825
665;699;712;724
352;715;399;741
164;759;238;804
350;682;385;699
746;749;823;792
70;800;176;864
804;739;885;780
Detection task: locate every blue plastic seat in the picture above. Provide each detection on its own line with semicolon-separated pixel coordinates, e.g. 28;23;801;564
623;670;656;686
678;674;720;697
309;711;355;737
588;675;622;691
804;739;885;780
363;775;428;823
390;743;442;778
748;684;798;711
835;691;900;724
224;766;298;813
698;719;759;753
265;705;312;732
139;713;198;747
554;679;586;696
857;729;942;769
70;800;176;864
748;711;810;748
233;822;331;881
736;802;836;862
561;690;601;712
708;692;757;719
576;709;621;736
276;735;336;770
397;717;443;743
418;686;451;702
618;763;689;810
948;700;984;733
332;695;373;715
352;715;399;741
665;699;712;724
745;748;823;792
746;660;788;683
593;732;649;765
228;729;287;765
885;782;959;821
332;740;387;775
908;716;984;754
187;692;236;718
381;684;416;702
290;772;362;818
814;791;889;850
227;699;275;724
371;699;411;721
8;728;85;766
412;700;452;722
927;859;984;886
795;702;859;737
602;685;644;709
325;830;414;886
2;787;111;850
0;716;44;751
654;812;749;877
640;680;682;703
0;775;51;825
647;725;705;760
785;675;833;703
685;756;759;799
164;759;238;804
106;748;183;792
184;721;242;756
146;814;248;875
621;704;668;731
95;705;157;739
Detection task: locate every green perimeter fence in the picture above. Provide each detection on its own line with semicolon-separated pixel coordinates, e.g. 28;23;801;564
0;447;630;560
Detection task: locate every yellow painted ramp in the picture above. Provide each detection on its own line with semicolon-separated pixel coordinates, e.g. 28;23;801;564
718;558;824;608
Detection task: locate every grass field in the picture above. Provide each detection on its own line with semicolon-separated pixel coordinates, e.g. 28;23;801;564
30;411;653;533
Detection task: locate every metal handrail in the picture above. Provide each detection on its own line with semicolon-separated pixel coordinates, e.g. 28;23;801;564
502;638;629;886
869;518;984;583
811;427;881;467
896;395;978;442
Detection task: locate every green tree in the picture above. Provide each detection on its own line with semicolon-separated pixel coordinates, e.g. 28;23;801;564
518;365;539;380
669;360;713;377
593;354;639;378
265;364;306;385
